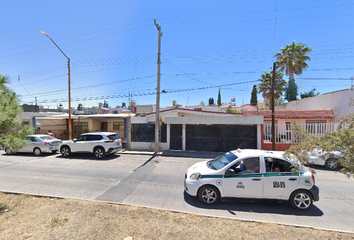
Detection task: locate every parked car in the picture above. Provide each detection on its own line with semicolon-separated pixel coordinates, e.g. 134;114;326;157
307;149;342;170
60;132;122;159
4;135;62;156
184;149;319;210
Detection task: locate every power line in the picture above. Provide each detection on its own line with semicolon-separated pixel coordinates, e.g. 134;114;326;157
0;19;153;53
161;14;354;25
157;3;354;19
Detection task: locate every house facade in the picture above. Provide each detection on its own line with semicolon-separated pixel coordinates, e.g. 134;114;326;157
276;88;354;118
243;109;335;151
129;108;263;152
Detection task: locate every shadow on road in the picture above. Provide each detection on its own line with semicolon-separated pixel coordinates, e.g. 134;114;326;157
183;191;323;216
1;152;57;157
55;153;121;161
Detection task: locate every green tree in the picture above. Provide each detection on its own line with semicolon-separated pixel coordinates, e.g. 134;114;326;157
285;78;298;102
250;85;258;106
0;75;31;152
301;88;320;99
275;41;311;102
217;88;222;106
275;41;311;80
275;97;286;106
257;71;287;103
103;100;109;108
285;113;354;177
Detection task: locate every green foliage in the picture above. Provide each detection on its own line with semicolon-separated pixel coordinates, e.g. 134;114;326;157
250;85;257;106
224;105;240;113
286;114;354;177
217;88;222;106
274;97;286;106
301;88;320;99
275;41;311;102
257;71;287;103
103;100;109;108
275;41;312;80
285;78;298;102
0;75;31;152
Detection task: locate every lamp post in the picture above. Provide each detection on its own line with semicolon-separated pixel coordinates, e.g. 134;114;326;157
39;30;72;140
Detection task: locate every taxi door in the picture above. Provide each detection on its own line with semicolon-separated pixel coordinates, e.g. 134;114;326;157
222;157;263;198
262;158;300;200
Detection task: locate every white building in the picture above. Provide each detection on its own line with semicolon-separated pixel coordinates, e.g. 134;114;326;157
276;89;354;118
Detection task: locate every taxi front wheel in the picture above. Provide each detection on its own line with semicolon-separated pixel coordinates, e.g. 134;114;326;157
198;185;220;204
289;190;313;210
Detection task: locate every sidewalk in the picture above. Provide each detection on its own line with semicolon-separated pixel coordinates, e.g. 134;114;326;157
117;149;221;158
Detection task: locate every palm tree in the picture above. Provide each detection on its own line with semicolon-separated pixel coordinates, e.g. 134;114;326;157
275;41;311;80
257;71;287;103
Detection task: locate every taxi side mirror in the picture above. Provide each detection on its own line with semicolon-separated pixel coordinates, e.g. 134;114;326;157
225;169;235;176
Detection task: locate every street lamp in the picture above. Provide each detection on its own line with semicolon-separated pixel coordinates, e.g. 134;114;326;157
39;30;72;140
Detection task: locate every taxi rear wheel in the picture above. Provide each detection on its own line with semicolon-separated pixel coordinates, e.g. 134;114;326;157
289;190;313;210
198;185;219;204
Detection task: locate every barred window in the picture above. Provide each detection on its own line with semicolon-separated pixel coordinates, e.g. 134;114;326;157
74;122;88;131
306;121;326;133
113;122;125;131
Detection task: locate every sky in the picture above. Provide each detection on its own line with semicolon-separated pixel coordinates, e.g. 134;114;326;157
1;0;354;110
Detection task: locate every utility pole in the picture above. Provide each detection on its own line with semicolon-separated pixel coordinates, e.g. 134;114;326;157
272;62;276;151
154;19;162;153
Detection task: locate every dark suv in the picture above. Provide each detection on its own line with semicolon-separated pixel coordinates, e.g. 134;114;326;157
60;132;122;159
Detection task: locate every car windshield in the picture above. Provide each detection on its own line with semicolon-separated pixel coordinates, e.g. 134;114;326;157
207;152;238;170
39;136;56;141
107;134;119;140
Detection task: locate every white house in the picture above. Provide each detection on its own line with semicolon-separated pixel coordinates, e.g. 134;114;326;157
276;88;354;118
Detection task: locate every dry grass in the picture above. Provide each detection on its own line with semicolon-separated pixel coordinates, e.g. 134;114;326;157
0;192;353;240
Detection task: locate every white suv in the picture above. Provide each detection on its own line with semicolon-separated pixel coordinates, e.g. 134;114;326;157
60;132;122;159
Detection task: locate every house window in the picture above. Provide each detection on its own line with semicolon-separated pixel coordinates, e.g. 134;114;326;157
74;122;88;132
113;122;125;131
263;121;277;142
306;121;326;134
285;122;292;142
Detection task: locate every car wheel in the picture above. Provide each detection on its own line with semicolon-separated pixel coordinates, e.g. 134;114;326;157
5;148;13;155
94;147;106;159
34;148;42;156
325;158;339;170
61;146;71;157
289;190;313;210
198;185;220;204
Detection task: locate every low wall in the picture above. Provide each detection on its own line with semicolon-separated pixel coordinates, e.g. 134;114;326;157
130;142;169;151
262;142;294;151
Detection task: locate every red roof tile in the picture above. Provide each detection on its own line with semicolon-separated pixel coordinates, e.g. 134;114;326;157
243;109;334;119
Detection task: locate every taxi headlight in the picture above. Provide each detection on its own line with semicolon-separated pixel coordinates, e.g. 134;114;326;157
190;173;201;180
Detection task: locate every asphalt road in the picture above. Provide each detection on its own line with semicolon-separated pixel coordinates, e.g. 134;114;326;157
0;152;353;233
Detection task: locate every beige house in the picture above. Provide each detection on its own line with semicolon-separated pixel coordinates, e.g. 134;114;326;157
33;113;133;147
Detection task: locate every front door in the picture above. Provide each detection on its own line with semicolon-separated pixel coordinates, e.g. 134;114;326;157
262;158;300;199
222;157;263;198
101;122;107;132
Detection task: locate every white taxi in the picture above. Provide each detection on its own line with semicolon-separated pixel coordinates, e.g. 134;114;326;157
184;149;319;210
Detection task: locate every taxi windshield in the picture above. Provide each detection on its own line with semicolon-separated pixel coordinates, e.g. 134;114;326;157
207;152;238;170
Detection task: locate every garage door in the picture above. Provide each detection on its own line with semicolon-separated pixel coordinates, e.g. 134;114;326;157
186;124;257;152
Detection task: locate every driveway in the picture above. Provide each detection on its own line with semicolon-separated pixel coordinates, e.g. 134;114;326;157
0;152;353;233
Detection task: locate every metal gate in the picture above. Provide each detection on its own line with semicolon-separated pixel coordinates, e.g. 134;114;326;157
170;124;182;150
186;124;257;152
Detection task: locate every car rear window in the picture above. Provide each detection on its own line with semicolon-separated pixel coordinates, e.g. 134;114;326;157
39;136;55;141
107;134;119;140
